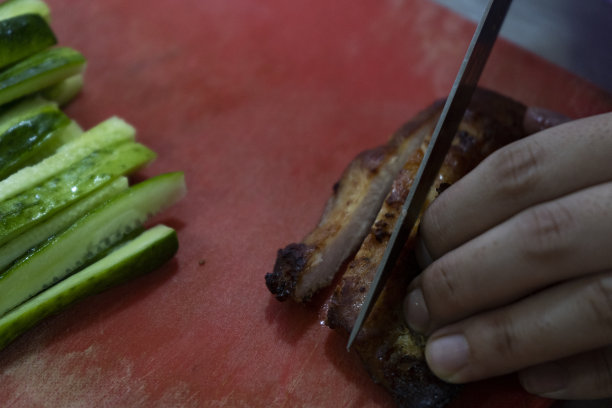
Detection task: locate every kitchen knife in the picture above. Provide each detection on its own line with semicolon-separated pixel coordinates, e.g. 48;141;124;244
347;0;513;351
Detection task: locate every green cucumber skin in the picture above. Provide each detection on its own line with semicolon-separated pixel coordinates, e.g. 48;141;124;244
0;14;57;69
0;110;70;179
0;142;156;246
0;96;56;133
0;176;129;271
0;116;135;202
0;47;86;107
0;0;51;22
0;225;178;351
0;172;186;317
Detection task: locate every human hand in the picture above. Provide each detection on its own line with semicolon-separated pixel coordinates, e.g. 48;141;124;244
403;109;612;400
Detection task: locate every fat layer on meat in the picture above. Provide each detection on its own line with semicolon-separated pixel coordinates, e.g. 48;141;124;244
266;100;445;302
325;88;527;408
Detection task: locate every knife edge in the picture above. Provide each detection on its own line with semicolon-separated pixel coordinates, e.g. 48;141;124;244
347;0;513;351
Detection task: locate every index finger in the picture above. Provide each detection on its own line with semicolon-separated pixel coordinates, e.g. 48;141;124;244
419;112;612;259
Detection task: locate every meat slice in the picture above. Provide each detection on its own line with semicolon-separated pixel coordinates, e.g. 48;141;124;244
266;100;445;302
325;88;527;408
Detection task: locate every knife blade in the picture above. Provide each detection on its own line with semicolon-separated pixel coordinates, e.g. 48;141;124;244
347;0;513;351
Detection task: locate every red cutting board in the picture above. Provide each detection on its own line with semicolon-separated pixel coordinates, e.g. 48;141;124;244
1;1;610;407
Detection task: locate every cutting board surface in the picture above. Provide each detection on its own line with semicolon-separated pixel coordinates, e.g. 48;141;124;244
1;0;610;407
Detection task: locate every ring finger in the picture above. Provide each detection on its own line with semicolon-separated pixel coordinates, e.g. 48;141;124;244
423;270;612;384
405;181;612;333
519;345;612;400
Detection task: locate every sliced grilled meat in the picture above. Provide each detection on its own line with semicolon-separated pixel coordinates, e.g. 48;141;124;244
266;100;444;302
325;88;527;408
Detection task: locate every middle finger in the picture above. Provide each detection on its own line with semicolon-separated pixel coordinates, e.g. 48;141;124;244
405;181;612;333
419;112;612;259
425;270;612;384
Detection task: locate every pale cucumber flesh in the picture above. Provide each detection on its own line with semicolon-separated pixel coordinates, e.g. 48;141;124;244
54;119;82;144
41;73;84;106
0;116;135;202
0;141;156;246
0;176;129;271
0;172;186;317
0;225;178;351
0;0;51;22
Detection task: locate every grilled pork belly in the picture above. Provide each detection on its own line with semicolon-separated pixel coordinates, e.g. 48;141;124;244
266;101;445;302
325;88;527;408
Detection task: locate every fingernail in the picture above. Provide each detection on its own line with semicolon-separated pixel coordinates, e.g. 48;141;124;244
426;334;470;380
520;363;567;397
405;288;429;332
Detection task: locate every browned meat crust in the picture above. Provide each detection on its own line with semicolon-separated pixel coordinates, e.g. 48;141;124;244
325;88;527;407
266;100;444;302
265;88;528;408
325;88;527;332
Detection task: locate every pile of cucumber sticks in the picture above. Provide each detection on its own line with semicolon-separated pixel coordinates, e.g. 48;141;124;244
0;0;186;350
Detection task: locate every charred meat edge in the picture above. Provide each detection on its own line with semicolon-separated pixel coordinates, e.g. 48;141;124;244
266;100;445;302
325;88;527;408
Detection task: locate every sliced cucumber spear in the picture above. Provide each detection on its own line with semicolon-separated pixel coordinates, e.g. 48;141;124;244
0;47;86;107
0;109;70;179
0;94;48;119
0;141;156;246
0;116;134;202
51;118;82;144
0;224;179;351
41;73;84;106
0;172;186;317
0;14;57;69
0;95;56;134
0;96;81;180
0;176;129;271
0;0;51;22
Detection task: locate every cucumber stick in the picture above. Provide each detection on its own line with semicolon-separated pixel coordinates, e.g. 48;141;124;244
0;172;186;317
54;119;82;144
41;73;84;106
0;13;56;69
0;141;156;246
0;116;135;202
0;224;179;351
0;97;79;177
0;47;86;107
0;95;56;133
0;109;70;179
0;0;51;22
0;176;129;271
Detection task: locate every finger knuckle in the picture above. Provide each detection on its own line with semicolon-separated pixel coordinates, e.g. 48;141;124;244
421;201;447;256
423;257;463;316
516;201;576;257
486;312;521;360
487;141;544;197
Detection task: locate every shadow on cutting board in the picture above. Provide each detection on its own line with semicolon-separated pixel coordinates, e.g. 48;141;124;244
554;399;612;408
0;257;179;367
